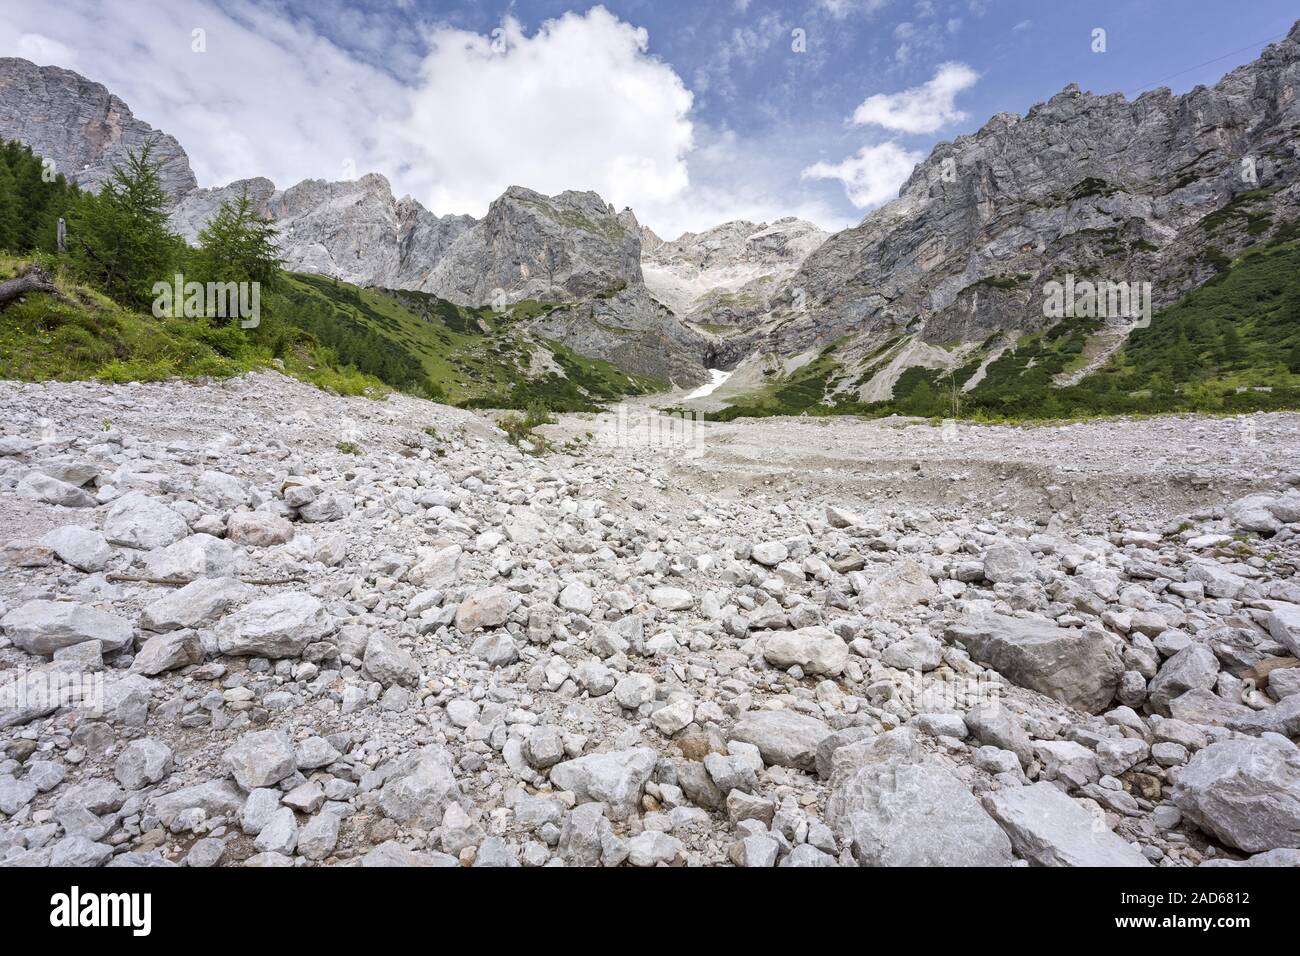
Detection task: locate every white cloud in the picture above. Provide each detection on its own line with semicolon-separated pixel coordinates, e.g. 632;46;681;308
800;141;923;208
850;61;978;133
0;0;850;238
816;0;890;20
390;9;694;214
14;33;79;68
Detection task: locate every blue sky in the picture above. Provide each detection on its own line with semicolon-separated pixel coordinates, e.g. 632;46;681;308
5;0;1299;236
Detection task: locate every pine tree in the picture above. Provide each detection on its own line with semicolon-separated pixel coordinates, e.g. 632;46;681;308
194;188;281;288
67;140;180;307
0;159;19;251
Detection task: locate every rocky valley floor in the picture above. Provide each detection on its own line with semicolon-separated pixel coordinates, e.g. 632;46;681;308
1;372;1299;868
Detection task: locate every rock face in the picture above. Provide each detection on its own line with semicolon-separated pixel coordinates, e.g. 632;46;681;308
525;284;710;385
0;57;196;201
422;186;641;307
1173;737;1300;852
171;174;475;289
947;612;1122;713
770;24;1300;363
640;217;828;324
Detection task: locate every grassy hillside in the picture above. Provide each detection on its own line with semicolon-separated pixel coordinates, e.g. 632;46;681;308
0;254;665;412
712;232;1300;422
281;274;666;411
0;254;387;395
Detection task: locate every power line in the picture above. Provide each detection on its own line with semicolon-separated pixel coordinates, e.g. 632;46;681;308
1126;31;1290;97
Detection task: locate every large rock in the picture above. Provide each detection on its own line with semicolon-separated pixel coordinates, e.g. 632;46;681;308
364;633;421;688
142;534;238;581
548;747;657;819
216;593;336;658
1147;643;1221;715
115;738;174;790
983;782;1151;866
224;729;296;790
130;631;204;676
103;492;190;550
297;491;354;523
226;511;294;548
826;728;1013;866
149;780;245;829
40;526;112;572
1;600;133;655
728;710;833;772
761;626;849;677
947;613;1122;713
408;544;462;589
454;586;518;633
378;746;463;828
140;577;253;632
1263;601;1300;657
853;559;940;606
16;472;96;507
982;543;1037;583
1172;736;1300;853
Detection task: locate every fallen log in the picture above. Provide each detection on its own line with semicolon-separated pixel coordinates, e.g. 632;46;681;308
0;265;59;308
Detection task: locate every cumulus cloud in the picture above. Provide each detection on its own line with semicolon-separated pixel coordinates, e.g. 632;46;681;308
0;0;854;237
389;9;694;214
850;61;978;133
0;3;695;219
800;141;923;208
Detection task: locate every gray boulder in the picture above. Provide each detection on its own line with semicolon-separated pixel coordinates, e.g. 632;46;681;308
983;782;1151;866
40;526;112;571
728;709;833;772
216;592;336;658
103;492;190;549
1172;736;1300;853
1;600;133;655
548;747;657;819
223;729;297;790
947;613;1122;713
760;626;848;677
826;729;1013;866
140;577;253;632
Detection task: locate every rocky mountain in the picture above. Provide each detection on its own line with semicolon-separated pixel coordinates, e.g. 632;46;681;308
747;22;1300;405
419;186;642;307
641;217;828;324
526;285;711;387
5;23;1300;409
171;174;475;289
0;57;196;201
